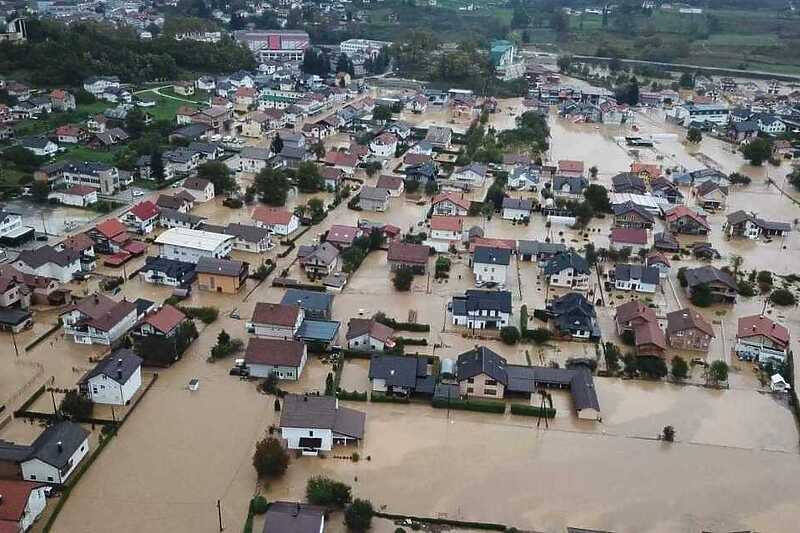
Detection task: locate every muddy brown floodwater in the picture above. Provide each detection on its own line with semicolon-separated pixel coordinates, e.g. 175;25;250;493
3;92;799;533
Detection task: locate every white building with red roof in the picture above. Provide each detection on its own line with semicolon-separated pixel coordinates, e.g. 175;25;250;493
122;200;160;235
736;315;791;365
431;191;470;217
369;132;398;158
251;206;299;236
0;479;48;531
429;216;463;249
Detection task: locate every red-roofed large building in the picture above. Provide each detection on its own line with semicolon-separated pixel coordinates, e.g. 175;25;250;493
610;227;650;254
324;150;358;174
430;216;463;244
431;191;470;216
614;300;666;357
0;480;48;531
121;201;160;235
736;315;790;364
387;242;430;274
251;206;299;236
89;218;129;254
48;185;98;207
325;225;362;249
244;337;307;379
665;205;710;235
558;159;584;177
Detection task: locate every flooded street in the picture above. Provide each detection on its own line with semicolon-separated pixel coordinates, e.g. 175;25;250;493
1;90;799;533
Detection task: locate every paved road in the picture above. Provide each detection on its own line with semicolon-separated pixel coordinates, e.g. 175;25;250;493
134;85;209;106
572;54;800;82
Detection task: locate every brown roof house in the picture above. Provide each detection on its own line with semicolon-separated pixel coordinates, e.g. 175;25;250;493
694;180;728;210
244;337;307;380
248;303;304;339
666;308;715;352
735;314;790;365
346;318;395;352
59;293;138;345
279;394;366;454
0;479;49;531
614;300;666;357
195;256;248;294
263;502;326;533
387;242;430;274
683;265;737;304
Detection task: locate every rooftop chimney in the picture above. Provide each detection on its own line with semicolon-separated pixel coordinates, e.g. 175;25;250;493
57;441;63;453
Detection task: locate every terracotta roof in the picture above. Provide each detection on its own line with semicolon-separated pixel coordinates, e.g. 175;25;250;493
245;337;305;367
387;242;429;265
324;150;358;168
376;175;404;190
665;205;710;229
64;185;97;196
128;201;159;221
251;302;300;327
666;308;715;337
558;159;584;173
252;206;293;225
61;232;94;252
630;162;662;178
95;218;127;239
646;252;671;267
140;304;186;334
469;237;516;251
634;319;667;350
403;153;432;166
431;191;470;211
182;177;211;191
0;480;45;523
430;216;463;232
615;300;657;326
737;315;789;347
610;227;648;245
326;225;359;245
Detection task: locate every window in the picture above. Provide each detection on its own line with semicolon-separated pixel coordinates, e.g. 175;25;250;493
48;476;54;482
466;387;474;394
30;475;36;480
486;379;498;386
467;377;474;384
484;388;496;396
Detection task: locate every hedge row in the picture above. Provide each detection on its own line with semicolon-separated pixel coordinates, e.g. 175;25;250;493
370;392;411;404
337;389;368;401
375;315;431;332
339;349;374;360
396;337;428;346
509;404;556;418
431;397;506;414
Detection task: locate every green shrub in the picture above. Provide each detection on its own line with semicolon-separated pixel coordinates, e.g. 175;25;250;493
373;312;430;332
769;288;797;306
178;305;219;324
337;389;368;401
306;476;352;507
345;499;374;531
510;404;556;418
500;326;520;345
370;392;410;404
431;397;505;413
250;496;269;515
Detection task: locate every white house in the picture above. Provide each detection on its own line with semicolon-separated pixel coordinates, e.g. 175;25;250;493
451;162;488;187
429;216;463;243
248;302;304;339
613;264;660;294
83;76;120;96
48;185;98;207
181;178;215;202
121;200;160;235
20;137;58;157
346;318;395;352
735;315;790;365
431;192;470;216
543;251;591;291
501;197;533;221
472;246;510;288
60;294;138;345
14;245;81;283
251;206;299;236
244;337;307;379
238;147;272;173
78;349;142;405
450;289;512;330
0;479;48;531
279;394;366;455
369;132;398;158
19;422;90;485
155;227;234;264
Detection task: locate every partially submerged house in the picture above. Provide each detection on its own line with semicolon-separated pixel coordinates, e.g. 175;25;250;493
279;394;366;454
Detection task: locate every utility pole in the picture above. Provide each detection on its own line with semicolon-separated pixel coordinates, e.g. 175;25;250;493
217;499;224;531
11;329;19;357
50;389;58;415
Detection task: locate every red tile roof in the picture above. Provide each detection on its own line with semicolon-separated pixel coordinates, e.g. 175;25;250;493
432;191;470;211
245;338;305;367
325;151;358;168
610;227;648;245
326;225;359;245
387;242;429;265
630;162;662;178
62;232;94;252
141;304;186;334
665;205;709;229
251;302;300;327
737;315;789;348
0;480;45;523
469;237;516;251
128;201;159;221
558;159;584;173
64;185;97;196
94;218;127;239
430;216;463;232
666;308;715;337
252;206;293;225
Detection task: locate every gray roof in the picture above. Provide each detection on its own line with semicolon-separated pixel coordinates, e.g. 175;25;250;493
685;266;736;290
294;319;340;343
29;421;89;469
543;251;589;275
263;502;325;533
612;201;655;222
281;289;333;314
80;348;142;385
225;223;270;243
614;264;660;285
451;290;512;316
726;210;753;225
195;256;244;276
611;172;647;193
456;346;508;385
240;146;272;161
359;186;390;202
298;242;339;266
160;208;206;226
552;175;588;194
279;394;365;439
143;256;196;281
502;197;533;211
472;246;511;266
517;240;567;256
17;245;80;269
369;354;429;390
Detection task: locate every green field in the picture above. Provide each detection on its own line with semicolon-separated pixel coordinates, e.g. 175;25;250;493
13;101;109;137
53;145;124;164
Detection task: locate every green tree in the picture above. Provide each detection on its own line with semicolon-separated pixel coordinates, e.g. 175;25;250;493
500;326;520;345
255;167;290;206
364;161;382;178
741;138;773;166
769;288;797;306
670;356;689;380
252;436;290;478
604;342;621;373
690;283;713;307
345;499;374;531
306;476;352;507
662;425;675;442
556;54;573;73
686;127;702;143
393;267;414;291
307;197;325;221
59;390;93;419
296;162;324;193
372;105;392;122
729;254;744;276
529;327;551;345
31;181;50;204
708;360;728;384
197;161;237;194
151;149;165;182
271;133;284;154
125;108;146;139
583;184;611;213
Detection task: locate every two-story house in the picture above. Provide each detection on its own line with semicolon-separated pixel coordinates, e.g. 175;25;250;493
450;290;512;330
248;303;304;339
59;293;138;345
471;246;511;288
543;251;590;290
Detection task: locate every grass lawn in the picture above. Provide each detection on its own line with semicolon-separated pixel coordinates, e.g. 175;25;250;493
53;145;124;164
0;166;32;190
13;101;111;137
